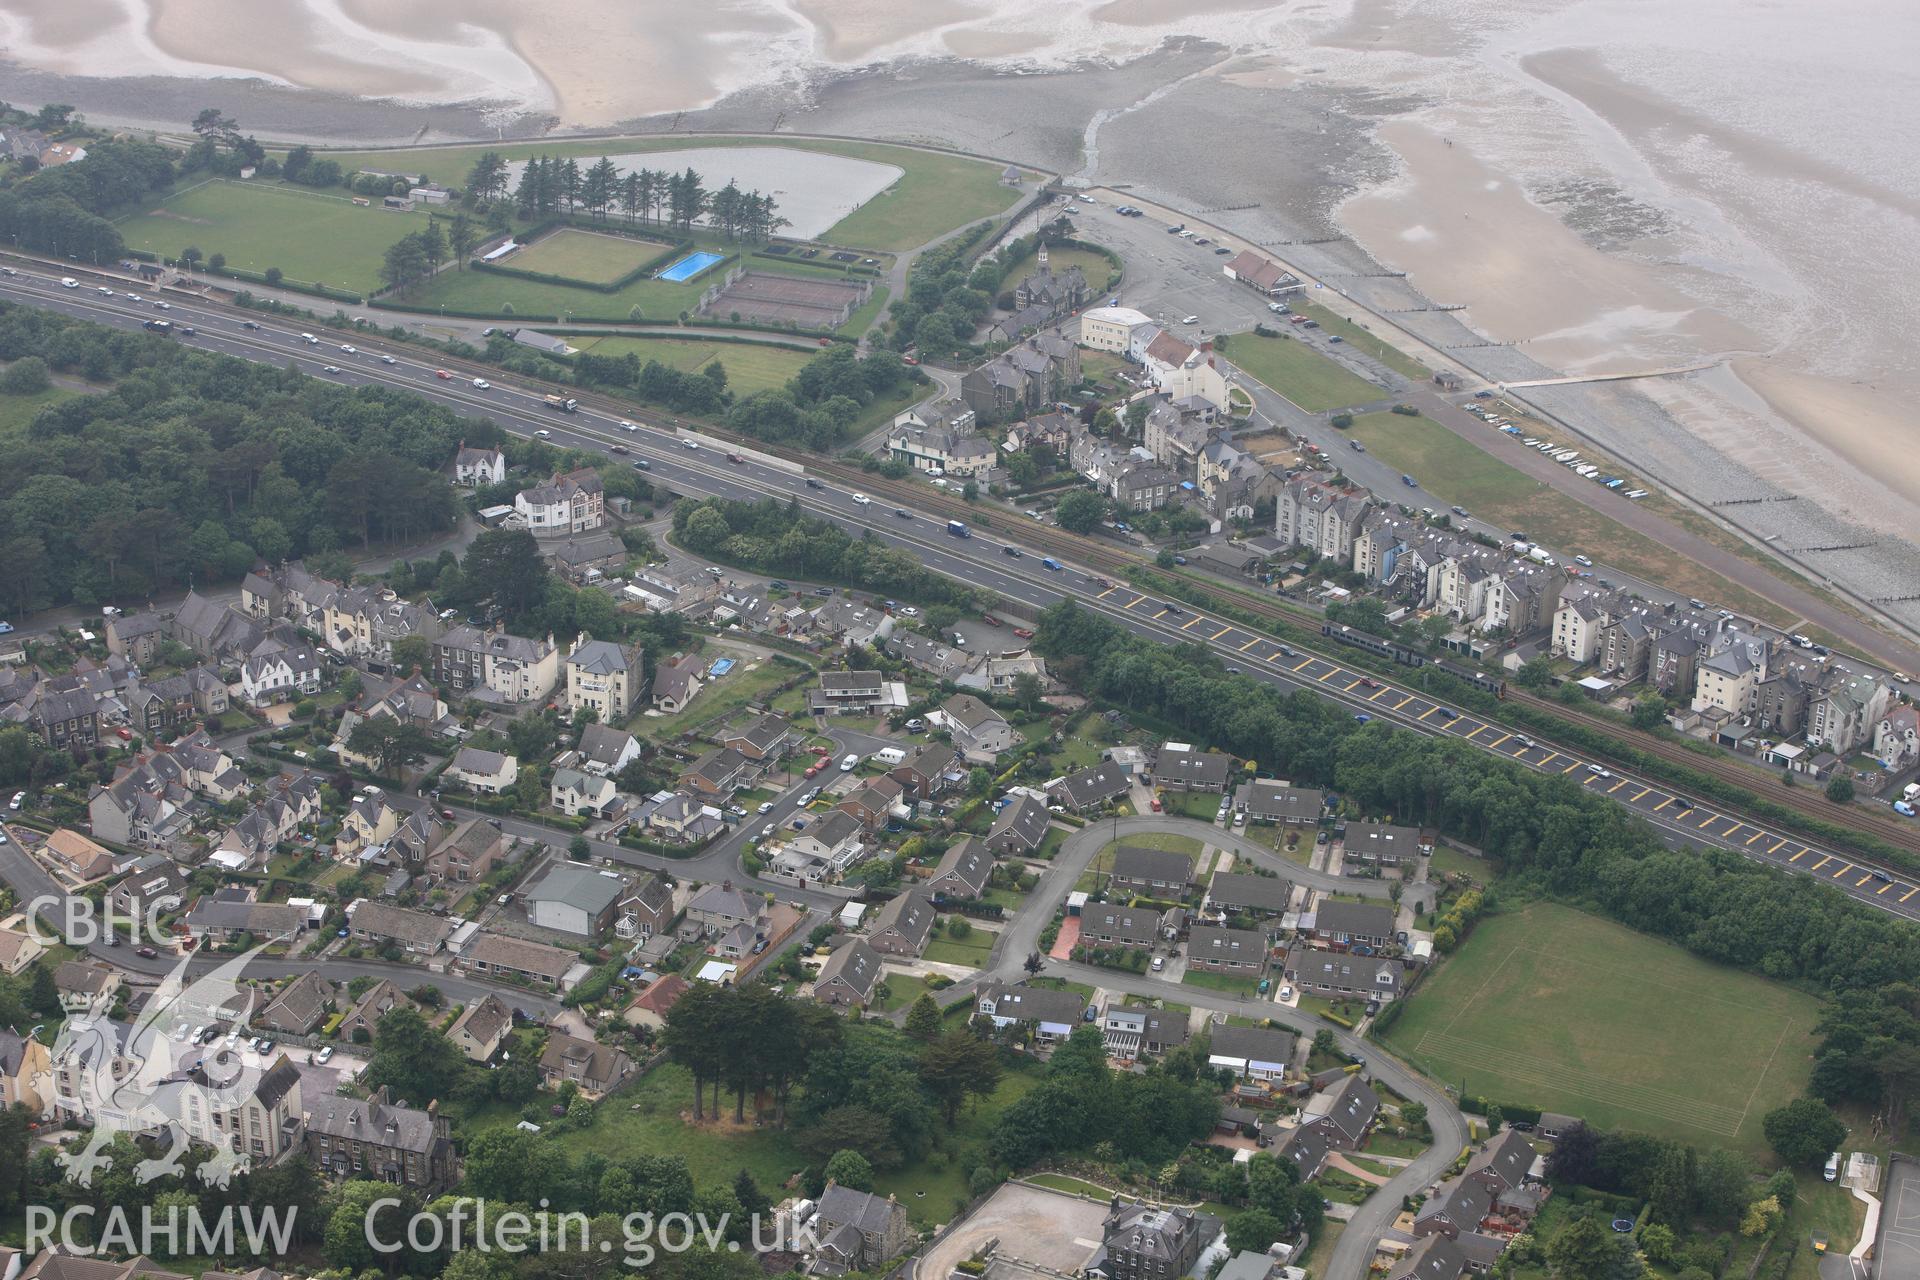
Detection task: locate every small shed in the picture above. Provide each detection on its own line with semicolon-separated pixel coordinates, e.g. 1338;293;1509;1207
837;902;866;929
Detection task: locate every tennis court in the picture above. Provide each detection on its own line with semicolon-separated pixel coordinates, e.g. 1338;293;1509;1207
698;269;870;329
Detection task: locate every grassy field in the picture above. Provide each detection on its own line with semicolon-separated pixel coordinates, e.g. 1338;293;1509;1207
0;385;79;437
411;256;708;323
1293;300;1433;382
117;180;435;295
567;335;815;395
925;932;995;968
871;1067;1043;1223
998;243;1119;292
1378;902;1819;1156
628;652;805;740
1344;412;1801;626
512;227;676;284
319;136;1022;251
1226;331;1383;412
548;1062;806;1191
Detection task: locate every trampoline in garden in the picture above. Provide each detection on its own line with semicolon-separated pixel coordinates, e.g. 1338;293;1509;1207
656;251;725;282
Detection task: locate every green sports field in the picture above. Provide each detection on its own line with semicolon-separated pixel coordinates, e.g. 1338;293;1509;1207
1226;330;1383;412
508;227;674;284
566;335;815;395
117;180;433;296
1379;901;1818;1155
319;136;1022;251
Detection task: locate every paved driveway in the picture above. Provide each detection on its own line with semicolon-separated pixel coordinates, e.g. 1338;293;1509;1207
1877;1153;1920;1280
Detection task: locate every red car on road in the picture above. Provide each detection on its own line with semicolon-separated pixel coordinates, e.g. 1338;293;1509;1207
435;368;453;378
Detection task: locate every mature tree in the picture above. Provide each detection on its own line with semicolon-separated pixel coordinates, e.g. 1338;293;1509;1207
1225;1210;1285;1254
459;528;548;618
1546;1120;1600;1187
823;1149;874;1191
1692;1147;1754;1223
1544;1214;1618;1280
919;1029;1001;1126
390;633;432;673
1762;1096;1847;1168
1055;489;1108;534
346;717;435;777
364;1005;465;1103
448;213;477;270
1826;775;1856;804
904;993;943;1042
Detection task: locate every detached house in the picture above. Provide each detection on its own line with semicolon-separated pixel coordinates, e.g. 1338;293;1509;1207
1301;1073;1379;1149
453;441;506;487
811;1184;917;1272
931;693;1020;764
350;902;453;955
976;982;1091;1043
552;767;619;818
447;747;519;794
986;793;1049;856
1086;1202;1217;1280
1102;1003;1191;1059
651;653;706;712
1312;901;1394;950
447;993;514;1063
868;891;936;957
814;938;883;1009
564;638;645;721
539;1032;634;1097
432;626;560;704
305;1086;458;1191
514;468;605;535
1049;761;1132;811
925;836;992;900
1207;1022;1296;1083
1285;949;1401;1003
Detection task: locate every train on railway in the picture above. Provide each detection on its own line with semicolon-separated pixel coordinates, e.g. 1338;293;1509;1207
1319;624;1506;698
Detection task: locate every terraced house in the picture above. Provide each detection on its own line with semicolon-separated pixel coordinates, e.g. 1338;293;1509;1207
431;626;561;704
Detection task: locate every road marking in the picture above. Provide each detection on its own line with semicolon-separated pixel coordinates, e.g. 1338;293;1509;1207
1811;856;1831;872
1418;704;1444;721
1369;685;1393;701
1858;873;1877;888
1718;817;1742;836
1654;796;1673;812
1746;831;1764;845
1240;636;1262;651
1789;847;1808;862
1630;787;1650;802
1696;811;1718;828
1181;614;1205;630
1561;760;1583;774
1537;752;1559;767
1097;585;1120;599
1392;695;1414;710
1292;656;1315;672
1210;626;1232;641
1770;839;1788;855
1126;594;1151;609
1464;723;1488;739
1608;778;1628;794
1903;887;1918;903
1878;880;1895;895
1319;667;1341;682
1831;863;1852;879
1488;733;1512;749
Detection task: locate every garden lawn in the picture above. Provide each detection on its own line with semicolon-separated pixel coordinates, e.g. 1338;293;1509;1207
0;385;78;437
510;226;677;284
925;933;995;968
629;655;806;739
546;1062;807;1191
1427;844;1490;881
1181;970;1267;999
1226;330;1382;412
877;971;939;1012
569;335;815;395
1377;901;1819;1158
872;1067;1043;1224
1345;411;1800;626
998;243;1120;293
321;137;1022;251
117;180;434;296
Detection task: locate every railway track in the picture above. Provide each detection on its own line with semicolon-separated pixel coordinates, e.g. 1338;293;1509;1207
17;260;1915;868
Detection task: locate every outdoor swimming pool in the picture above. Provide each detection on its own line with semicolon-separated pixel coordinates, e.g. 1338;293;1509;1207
657;251;725;283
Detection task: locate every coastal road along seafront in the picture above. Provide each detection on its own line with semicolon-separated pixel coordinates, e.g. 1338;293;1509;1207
3;268;1916;924
911;814;1465;1280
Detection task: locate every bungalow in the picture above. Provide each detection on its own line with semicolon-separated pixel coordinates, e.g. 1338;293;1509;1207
1187;925;1269;974
1275;1121;1331;1181
0;926;47;976
1343;821;1424;869
1205;1020;1297;1082
1151;744;1234;793
1102;1004;1192;1059
1206;871;1294;918
1311;901;1395;950
986;793;1049;856
336;978;412;1041
447;993;514;1063
623;973;690;1031
1049;761;1133;811
930;693;1020;764
1301;1073;1379;1149
351;902;453;954
868;891;936;957
1108;845;1193;896
886;631;977;682
976;982;1090;1043
815;938;883;1009
925;836;992;900
1235;780;1325;825
181;894;311;945
462;933;576;987
42;828;118;881
552;767;619;818
447;747;519;794
539;1032;634;1097
1285;949;1401;1003
256;972;336;1036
